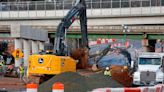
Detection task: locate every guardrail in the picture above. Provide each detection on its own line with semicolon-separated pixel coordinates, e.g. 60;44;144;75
0;0;164;11
92;84;164;92
33;25;164;33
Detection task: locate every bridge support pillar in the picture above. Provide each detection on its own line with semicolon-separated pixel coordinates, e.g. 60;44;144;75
23;39;31;67
142;39;156;52
39;41;44;50
32;40;39;54
78;38;82;48
14;38;23;67
67;38;79;51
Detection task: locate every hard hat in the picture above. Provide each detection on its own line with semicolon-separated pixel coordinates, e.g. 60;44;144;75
106;67;109;70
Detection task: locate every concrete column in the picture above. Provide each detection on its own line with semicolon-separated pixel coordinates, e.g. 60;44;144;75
141;39;156;52
73;38;78;49
32;40;39;54
67;38;77;51
14;38;22;67
148;39;156;52
77;38;82;48
39;41;44;50
10;24;20;38
141;39;148;52
23;39;30;67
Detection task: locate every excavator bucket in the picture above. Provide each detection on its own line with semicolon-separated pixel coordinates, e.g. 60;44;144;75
71;48;88;69
110;65;133;87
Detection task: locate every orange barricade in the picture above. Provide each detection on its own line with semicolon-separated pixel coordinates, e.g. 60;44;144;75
53;82;64;92
26;83;38;92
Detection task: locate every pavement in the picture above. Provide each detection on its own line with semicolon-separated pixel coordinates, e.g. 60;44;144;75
0;77;26;92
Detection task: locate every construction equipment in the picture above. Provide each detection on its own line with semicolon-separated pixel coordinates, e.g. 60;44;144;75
28;0;89;84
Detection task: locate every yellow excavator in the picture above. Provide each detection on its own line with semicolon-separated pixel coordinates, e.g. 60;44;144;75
28;0;89;84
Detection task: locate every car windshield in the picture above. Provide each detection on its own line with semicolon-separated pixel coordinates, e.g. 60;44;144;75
139;58;161;65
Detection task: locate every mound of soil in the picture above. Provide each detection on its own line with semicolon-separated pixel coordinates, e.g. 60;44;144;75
38;72;123;92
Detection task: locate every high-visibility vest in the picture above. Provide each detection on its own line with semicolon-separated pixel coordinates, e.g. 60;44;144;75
19;66;24;74
0;62;3;66
104;70;111;76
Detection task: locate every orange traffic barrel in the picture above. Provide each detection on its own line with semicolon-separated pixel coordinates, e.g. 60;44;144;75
26;83;38;92
53;82;64;92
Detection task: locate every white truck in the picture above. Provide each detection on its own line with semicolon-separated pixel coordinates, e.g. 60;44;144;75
133;52;164;86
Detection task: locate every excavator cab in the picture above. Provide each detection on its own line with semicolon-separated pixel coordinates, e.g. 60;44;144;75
42;43;53;54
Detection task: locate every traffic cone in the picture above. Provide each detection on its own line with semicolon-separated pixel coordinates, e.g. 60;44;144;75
26;83;38;92
53;82;64;92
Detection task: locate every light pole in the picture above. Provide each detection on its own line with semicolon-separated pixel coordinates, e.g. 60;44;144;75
122;24;130;48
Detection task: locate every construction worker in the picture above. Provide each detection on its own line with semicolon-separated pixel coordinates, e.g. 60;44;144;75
0;55;5;76
18;63;24;80
104;67;111;76
0;61;4;76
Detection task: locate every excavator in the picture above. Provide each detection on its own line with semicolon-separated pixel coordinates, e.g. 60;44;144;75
28;0;89;84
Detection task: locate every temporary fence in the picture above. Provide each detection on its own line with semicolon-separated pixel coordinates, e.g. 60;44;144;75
89;38;116;46
26;82;164;92
92;84;164;92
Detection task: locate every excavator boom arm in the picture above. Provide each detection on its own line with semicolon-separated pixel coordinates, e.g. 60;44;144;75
54;0;88;56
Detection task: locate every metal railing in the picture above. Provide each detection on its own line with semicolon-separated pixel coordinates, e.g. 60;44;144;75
0;0;163;11
33;25;164;33
0;0;163;19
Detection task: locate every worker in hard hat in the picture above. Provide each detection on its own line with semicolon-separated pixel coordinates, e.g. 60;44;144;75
0;61;4;76
18;63;24;80
39;49;44;54
123;66;128;70
104;67;111;76
0;56;5;77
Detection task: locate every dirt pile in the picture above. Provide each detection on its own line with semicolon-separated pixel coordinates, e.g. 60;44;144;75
38;72;123;92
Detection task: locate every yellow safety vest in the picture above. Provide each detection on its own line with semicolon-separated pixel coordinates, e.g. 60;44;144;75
0;62;3;66
19;66;24;74
104;70;111;76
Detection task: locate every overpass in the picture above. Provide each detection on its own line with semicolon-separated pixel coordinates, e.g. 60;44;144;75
0;1;163;36
0;1;163;40
0;7;164;25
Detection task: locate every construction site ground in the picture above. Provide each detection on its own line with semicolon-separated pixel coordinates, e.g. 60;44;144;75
0;70;99;92
0;70;104;92
0;67;132;92
0;77;26;92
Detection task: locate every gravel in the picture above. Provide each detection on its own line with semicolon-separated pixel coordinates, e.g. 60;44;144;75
38;72;123;92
